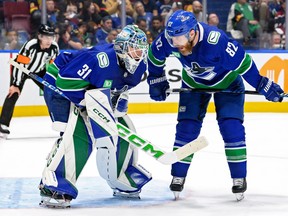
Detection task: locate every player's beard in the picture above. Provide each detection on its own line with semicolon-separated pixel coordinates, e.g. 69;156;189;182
177;32;197;56
178;42;193;56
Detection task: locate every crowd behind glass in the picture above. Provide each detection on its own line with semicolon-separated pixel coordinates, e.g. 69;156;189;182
0;0;286;50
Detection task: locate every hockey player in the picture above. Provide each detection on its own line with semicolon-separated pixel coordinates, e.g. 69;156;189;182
39;25;152;208
0;24;59;138
147;10;284;201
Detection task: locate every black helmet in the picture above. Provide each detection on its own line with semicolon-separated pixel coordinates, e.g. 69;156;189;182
38;24;55;36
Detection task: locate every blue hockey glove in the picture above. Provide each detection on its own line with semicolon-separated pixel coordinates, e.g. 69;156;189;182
148;76;170;101
257;77;283;102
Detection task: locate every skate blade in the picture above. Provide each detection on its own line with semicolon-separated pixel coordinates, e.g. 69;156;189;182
113;190;141;199
235;192;245;201
0;133;8;140
173;191;181;200
39;196;71;208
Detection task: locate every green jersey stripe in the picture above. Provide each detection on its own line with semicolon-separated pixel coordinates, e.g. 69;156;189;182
148;48;165;67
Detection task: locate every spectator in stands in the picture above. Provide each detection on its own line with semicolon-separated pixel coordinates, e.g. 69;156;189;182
140;0;158;16
182;0;193;12
98;0;134;17
134;1;153;29
249;0;269;32
149;15;164;40
64;1;80;22
57;22;83;50
77;21;94;47
207;13;220;27
230;0;262;45
79;0;103;29
95;15;113;44
97;28;118;45
0;29;22;50
111;0;134;29
164;1;183;25
46;0;61;28
135;17;148;32
156;0;173;20
273;0;285;33
30;0;41;37
271;31;284;48
192;0;203;22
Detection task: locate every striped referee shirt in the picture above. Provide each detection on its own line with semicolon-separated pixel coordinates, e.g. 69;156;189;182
12;38;59;87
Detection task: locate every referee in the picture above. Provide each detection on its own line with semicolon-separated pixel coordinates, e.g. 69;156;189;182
0;24;59;138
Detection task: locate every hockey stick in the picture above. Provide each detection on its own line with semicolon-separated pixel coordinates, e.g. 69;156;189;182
9;59;208;165
167;88;288;97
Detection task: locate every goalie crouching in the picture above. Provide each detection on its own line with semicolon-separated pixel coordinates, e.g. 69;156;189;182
39;25;152;208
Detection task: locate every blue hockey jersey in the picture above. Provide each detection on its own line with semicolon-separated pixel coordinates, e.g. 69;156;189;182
45;44;147;104
148;22;262;90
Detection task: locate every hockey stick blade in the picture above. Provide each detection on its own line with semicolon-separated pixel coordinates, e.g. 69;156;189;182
9;59;208;164
117;123;208;165
157;136;208;165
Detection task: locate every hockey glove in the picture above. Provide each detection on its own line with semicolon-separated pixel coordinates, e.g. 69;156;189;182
147;76;170;101
257;77;283;102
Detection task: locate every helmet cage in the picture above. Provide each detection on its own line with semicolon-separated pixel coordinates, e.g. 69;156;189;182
114;25;148;74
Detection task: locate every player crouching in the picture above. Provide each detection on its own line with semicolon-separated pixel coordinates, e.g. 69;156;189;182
38;25;152;208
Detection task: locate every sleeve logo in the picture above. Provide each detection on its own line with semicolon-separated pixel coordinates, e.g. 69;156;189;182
97;52;109;68
207;31;220;44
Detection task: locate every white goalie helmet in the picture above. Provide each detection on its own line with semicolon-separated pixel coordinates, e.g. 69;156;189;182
114;25;148;74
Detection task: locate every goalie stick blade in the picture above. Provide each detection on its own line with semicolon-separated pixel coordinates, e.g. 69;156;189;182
157;136;208;165
117;122;208;165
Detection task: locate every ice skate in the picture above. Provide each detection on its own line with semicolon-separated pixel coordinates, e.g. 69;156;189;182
232;178;247;201
170;176;185;200
0;124;10;139
113;189;141;199
39;185;73;208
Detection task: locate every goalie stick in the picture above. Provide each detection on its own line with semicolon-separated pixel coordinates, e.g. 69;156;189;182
9;59;208;165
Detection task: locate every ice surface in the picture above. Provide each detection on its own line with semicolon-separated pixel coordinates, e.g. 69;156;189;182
0;113;288;216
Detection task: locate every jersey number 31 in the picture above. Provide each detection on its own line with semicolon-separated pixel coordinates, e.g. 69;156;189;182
77;64;92;79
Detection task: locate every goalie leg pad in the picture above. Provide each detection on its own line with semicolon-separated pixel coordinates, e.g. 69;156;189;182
97;146;152;192
44;86;71;132
41;105;94;200
85;89;118;139
96;115;152;192
41;169;78;199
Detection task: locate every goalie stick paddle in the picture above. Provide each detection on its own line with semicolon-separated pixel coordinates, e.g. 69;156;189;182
9;59;209;165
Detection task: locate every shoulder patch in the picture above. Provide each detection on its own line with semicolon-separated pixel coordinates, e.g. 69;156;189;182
103;80;113;88
207;31;220;45
97;52;109;68
172;51;180;58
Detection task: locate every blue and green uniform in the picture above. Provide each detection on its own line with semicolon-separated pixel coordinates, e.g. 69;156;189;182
148;22;264;179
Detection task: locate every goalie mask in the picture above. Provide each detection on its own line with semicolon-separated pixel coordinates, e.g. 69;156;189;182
114;25;148;74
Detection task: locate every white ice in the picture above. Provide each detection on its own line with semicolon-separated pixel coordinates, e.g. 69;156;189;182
0;113;288;216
